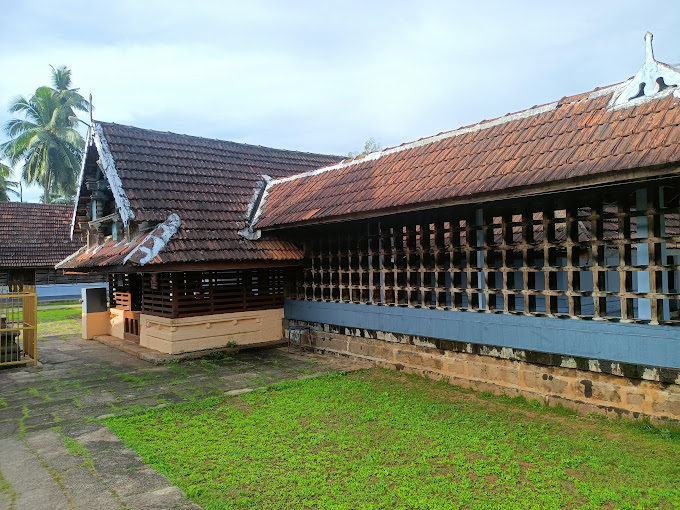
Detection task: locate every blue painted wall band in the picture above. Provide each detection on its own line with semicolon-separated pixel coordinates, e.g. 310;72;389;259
284;300;680;369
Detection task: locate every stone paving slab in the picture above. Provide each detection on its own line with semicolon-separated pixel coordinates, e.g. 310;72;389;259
0;492;11;510
60;466;123;510
24;430;82;471
0;335;372;509
98;467;173;498
0;437;71;510
124;486;201;510
0;420;19;437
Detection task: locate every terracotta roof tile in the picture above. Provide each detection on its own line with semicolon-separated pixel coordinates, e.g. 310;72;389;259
0;203;82;268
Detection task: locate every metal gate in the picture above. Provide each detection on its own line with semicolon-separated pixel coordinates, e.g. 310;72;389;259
0;285;37;366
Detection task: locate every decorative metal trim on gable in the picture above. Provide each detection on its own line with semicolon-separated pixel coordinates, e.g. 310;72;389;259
123;213;182;266
69;124;93;240
93;123;136;227
613;32;680;107
238;175;271;240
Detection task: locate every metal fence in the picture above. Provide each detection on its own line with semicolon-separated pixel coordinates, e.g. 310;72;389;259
0;285;37;366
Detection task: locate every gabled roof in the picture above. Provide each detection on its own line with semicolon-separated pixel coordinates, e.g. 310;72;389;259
61;122;342;269
0;203;83;268
256;86;680;229
255;38;680;229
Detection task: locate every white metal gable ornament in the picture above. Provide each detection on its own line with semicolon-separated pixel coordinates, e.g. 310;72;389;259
614;32;680;107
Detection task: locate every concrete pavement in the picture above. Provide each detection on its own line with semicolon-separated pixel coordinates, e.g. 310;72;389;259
0;335;371;509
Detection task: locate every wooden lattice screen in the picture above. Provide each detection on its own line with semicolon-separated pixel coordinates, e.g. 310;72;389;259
296;179;680;326
141;268;285;318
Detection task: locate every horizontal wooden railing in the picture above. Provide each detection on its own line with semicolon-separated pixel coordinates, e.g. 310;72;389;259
113;292;132;311
141;269;285;318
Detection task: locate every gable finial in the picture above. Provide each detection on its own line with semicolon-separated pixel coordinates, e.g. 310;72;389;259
612;32;680;107
645;32;654;62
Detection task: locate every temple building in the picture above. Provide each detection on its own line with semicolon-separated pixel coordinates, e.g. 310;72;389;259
60;33;680;420
58;122;340;350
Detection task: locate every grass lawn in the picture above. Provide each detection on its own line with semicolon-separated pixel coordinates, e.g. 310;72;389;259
104;369;680;510
38;299;81;307
36;307;81;338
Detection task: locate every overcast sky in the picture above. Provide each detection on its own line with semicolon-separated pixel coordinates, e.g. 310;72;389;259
1;0;679;202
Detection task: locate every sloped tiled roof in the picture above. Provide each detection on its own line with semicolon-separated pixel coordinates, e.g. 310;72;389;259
0;203;83;268
63;122;342;268
256;85;680;229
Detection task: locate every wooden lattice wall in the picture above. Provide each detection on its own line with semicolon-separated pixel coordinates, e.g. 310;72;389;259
295;179;680;326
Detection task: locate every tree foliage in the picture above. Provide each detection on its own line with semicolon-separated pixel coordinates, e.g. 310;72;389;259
1;66;89;203
0;161;19;201
348;137;382;158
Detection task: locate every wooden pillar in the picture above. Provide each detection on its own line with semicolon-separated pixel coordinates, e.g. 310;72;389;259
566;205;581;316
636;188;651;320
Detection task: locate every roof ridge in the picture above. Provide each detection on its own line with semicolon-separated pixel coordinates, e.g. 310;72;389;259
263;82;628;192
95;121;342;160
0;202;73;209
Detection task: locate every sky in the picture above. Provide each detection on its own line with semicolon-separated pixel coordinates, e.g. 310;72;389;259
1;0;679;203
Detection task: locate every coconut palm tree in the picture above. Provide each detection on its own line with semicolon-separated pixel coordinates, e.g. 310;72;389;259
0;162;19;201
50;65;90;123
1;66;89;203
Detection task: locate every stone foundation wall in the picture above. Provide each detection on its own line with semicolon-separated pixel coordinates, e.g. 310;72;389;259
285;319;680;423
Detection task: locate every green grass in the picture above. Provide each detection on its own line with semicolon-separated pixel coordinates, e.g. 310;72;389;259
5;304;80;340
61;434;93;466
116;372;146;385
37;307;81;323
14;305;80;323
36;307;81;338
38;299;81;307
104;369;680;510
0;468;17;508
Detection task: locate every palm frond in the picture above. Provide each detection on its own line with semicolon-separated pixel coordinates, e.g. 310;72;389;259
4;118;38;138
7;95;32;114
50;65;73;91
0;162;21;201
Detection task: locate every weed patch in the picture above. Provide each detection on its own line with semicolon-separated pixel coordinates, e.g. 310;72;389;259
61;435;92;466
0;467;17;507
